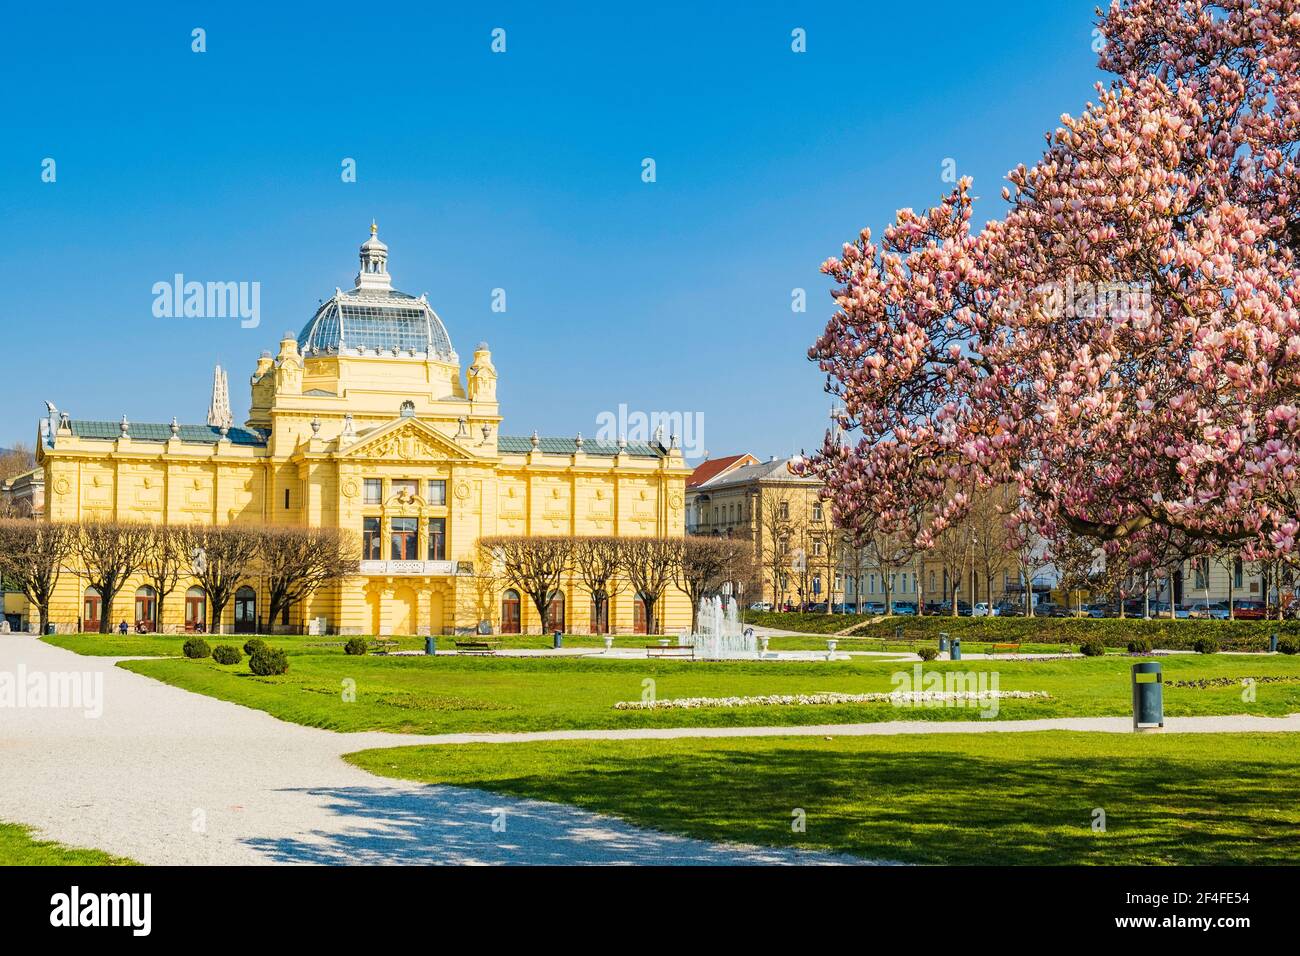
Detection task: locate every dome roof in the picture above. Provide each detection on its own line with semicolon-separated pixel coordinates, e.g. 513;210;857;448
297;225;456;361
298;288;455;360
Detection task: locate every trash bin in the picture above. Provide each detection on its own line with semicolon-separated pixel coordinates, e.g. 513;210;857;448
1270;633;1279;653
950;637;961;660
939;632;949;653
45;622;56;635
1132;661;1163;732
425;636;436;656
553;630;563;649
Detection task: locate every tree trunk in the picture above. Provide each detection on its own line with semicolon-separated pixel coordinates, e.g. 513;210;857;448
99;593;114;634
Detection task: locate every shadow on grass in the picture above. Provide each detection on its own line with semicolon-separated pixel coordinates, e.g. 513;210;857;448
240;784;870;866
348;740;1300;865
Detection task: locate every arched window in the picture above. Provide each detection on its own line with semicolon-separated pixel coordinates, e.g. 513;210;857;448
83;587;102;632
545;590;565;633
234;586;257;635
501;589;521;634
134;586;157;632
185;587;206;633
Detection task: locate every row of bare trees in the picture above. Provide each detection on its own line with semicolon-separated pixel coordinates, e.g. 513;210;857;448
480;534;756;634
0;518;359;634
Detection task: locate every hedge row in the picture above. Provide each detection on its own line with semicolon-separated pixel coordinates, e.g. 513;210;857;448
845;616;1296;651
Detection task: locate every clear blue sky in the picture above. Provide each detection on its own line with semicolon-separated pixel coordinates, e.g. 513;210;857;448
0;0;1104;459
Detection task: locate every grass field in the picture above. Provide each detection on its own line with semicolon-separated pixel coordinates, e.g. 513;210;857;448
346;731;1300;865
86;645;1300;734
0;822;134;866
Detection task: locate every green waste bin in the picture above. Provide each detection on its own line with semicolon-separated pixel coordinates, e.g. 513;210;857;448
938;633;949;653
45;623;56;635
425;636;436;656
553;630;563;649
950;637;961;661
1132;661;1163;732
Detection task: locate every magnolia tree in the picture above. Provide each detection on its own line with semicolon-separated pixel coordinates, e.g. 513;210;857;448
797;0;1300;570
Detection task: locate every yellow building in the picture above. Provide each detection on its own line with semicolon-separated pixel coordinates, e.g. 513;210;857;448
35;226;691;636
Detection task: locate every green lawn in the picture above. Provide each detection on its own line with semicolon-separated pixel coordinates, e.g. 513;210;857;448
346;731;1300;865
105;649;1300;735
0;822;135;866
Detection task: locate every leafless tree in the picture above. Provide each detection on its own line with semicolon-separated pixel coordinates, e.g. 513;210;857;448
864;527;916;615
0;519;76;633
480;535;573;634
141;524;185;633
177;524;263;634
756;487;794;608
258;526;361;630
931;520;971;616
619;535;681;635
967;486;1014;611
572;536;623;634
675;536;755;631
74;520;153;633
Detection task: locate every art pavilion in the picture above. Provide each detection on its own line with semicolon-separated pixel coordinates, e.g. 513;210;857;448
34;226;692;636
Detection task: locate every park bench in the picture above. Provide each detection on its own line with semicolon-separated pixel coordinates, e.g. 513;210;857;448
646;644;695;659
368;639;400;654
989;642;1022;655
455;640;501;656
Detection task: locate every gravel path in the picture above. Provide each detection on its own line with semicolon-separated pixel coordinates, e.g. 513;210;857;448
0;636;867;866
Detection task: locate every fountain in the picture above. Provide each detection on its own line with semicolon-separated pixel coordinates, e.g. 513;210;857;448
682;595;757;660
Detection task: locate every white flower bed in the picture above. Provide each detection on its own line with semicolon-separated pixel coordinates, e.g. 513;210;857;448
613;690;1049;711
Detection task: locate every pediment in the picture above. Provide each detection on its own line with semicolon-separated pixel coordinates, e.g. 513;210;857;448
339;418;474;462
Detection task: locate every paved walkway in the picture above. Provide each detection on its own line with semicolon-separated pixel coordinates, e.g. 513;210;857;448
0;636;867;866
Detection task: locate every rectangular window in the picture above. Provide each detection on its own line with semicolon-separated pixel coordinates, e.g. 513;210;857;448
778;502;789;521
427;479;447;506
362;517;381;561
284;488;291;509
363;478;382;504
390;517;418;560
812;502;823;522
427;517;446;561
392;478;418;500
1234;557;1243;588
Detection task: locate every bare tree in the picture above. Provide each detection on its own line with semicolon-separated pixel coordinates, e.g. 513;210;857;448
480;535;573;634
619;535;681;635
259;526;361;630
967;486;1014;612
572;536;623;634
141;524;185;633
675;536;755;631
0;519;76;633
931;520;971;616
757;487;793;608
74;520;153;634
864;528;915;615
177;524;263;634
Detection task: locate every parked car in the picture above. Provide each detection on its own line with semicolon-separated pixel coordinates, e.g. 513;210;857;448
803;602;829;614
1034;602;1071;618
1188;600;1231;620
1074;602;1107;618
1232;600;1267;620
891;601;918;616
748;602;772;612
972;602;993;617
994;601;1023;617
936;601;973;617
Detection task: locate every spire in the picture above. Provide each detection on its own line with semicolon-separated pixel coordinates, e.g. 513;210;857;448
356;222;392;291
207;364;233;429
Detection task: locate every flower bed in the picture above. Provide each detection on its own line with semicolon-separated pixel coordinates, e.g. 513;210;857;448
614;690;1050;710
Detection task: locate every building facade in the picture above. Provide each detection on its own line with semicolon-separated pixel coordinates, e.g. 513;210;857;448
32;226;692;635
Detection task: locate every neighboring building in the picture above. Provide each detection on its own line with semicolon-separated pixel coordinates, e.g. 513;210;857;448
0;467;45;518
30;226;692;635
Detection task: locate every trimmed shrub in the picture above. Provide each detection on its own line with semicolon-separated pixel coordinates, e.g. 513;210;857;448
249;646;289;676
344;637;368;656
182;637;211;659
1078;639;1106;657
243;637;268;657
916;646;939;661
211;644;242;665
1127;637;1153;654
1192;636;1220;655
1278;638;1299;655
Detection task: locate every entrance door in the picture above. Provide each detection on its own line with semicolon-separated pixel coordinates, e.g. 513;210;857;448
234;586;257;634
501;590;521;634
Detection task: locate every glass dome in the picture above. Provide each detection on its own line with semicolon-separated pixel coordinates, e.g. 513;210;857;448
298;288;455;359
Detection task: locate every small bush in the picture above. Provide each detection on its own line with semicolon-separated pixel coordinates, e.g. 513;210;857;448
182;637;211;659
211;644;242;665
1127;637;1153;654
243;637;268;657
916;646;939;661
1278;638;1299;655
344;637;368;656
1192;636;1220;654
248;646;289;676
1078;639;1106;657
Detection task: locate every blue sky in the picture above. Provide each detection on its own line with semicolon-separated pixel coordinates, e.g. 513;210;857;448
0;0;1105;459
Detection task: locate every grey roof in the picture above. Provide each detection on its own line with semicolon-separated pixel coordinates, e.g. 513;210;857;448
690;456;818;491
69;420;267;447
298;287;454;360
498;435;662;458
